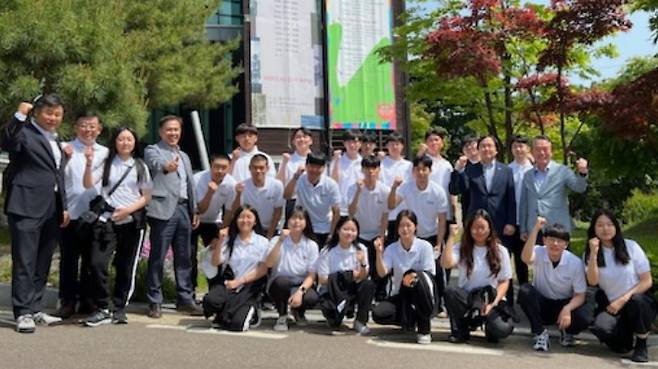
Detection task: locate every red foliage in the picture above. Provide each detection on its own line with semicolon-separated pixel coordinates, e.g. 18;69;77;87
425;1;545;83
538;0;631;70
516;73;567;89
600;68;658;138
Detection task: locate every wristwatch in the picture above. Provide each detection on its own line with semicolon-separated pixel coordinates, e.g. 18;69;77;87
299;286;307;295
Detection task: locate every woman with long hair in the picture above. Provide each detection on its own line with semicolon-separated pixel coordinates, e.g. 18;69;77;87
585;209;656;363
371;210;436;344
265;206;320;331
317;216;375;335
441;209;514;343
81;127;151;326
202;205;270;331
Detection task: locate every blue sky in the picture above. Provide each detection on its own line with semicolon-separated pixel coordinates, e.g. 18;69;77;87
421;1;656;85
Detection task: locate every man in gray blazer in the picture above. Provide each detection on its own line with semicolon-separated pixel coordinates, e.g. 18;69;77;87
144;115;201;318
519;136;589;241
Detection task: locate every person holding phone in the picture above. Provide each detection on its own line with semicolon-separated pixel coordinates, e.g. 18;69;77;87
585;209;656;363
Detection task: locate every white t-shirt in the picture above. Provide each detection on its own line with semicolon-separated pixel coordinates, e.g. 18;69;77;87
194;171;237;224
451;243;512;292
531;246;586;300
396;180;448;238
269;235;319;285
64;139;109;219
220;232;271;279
316;243;369;278
380;156;413;221
592;239;651;301
231;146;276;182
508;160;533;225
239;176;285;230
294;174;340;234
330;153;363;215
383;238;436;296
428;155;454;221
346;181;390;240
99;157;152;224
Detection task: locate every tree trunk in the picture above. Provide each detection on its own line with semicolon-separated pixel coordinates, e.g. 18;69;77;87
483;90;500;146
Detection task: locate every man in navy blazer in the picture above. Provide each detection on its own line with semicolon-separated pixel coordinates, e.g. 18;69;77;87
1;95;69;333
451;136;516;238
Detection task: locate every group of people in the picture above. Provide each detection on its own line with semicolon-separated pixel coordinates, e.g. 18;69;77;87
1;94;654;363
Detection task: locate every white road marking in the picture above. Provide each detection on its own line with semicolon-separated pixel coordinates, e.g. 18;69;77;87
146;324;287;339
366;338;504;356
620;359;658;367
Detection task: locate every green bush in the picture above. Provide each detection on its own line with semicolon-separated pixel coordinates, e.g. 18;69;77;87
131;259;178;303
622;189;658;225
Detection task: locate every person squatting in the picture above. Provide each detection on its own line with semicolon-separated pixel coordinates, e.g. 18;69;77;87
1;96;654;363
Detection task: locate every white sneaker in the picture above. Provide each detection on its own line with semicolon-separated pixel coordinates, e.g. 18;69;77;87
15;314;36;333
533;329;550;352
417;334;432;345
273;316;288;331
34;312;63;326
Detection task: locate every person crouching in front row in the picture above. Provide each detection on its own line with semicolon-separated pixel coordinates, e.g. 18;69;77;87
202;205;269;331
441;209;514;343
372;210;437;344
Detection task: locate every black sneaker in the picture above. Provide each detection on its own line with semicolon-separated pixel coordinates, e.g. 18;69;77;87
176;303;204;316
631;337;649;363
112;310;128;325
83;309;112;327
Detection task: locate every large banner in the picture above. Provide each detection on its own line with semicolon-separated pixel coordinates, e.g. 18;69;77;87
250;0;324;129
326;1;397;130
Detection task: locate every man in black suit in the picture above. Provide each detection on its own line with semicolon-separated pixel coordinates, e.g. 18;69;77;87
1;95;69;333
450;135;518;308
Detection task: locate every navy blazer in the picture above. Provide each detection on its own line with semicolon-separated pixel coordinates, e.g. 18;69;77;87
450;161;516;235
1;116;67;219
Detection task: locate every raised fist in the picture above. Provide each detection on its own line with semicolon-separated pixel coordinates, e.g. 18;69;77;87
235;182;245;194
373;237;384;254
588;237;600;255
575;158;588;174
535;216;547;229
282;152;291;162
17;102;33;116
392;176;403;188
449;223;460;238
84;145;94;163
455;156;468;171
280;229;290;239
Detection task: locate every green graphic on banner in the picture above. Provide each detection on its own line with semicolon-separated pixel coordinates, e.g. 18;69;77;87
327;3;397;130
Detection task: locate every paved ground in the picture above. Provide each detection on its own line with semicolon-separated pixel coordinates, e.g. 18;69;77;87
0;305;656;369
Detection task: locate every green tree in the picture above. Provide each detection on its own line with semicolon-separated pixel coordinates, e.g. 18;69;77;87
0;0;240;136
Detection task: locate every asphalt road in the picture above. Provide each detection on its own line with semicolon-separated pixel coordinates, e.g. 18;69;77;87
0;307;654;369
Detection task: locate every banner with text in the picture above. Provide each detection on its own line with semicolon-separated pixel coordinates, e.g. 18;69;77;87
250;0;325;129
326;0;397;130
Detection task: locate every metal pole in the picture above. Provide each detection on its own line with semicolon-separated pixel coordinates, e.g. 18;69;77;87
320;0;331;155
243;0;252;125
191;111;210;171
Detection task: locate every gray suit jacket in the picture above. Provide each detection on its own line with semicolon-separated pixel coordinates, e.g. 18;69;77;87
144;141;196;220
519;160;587;234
